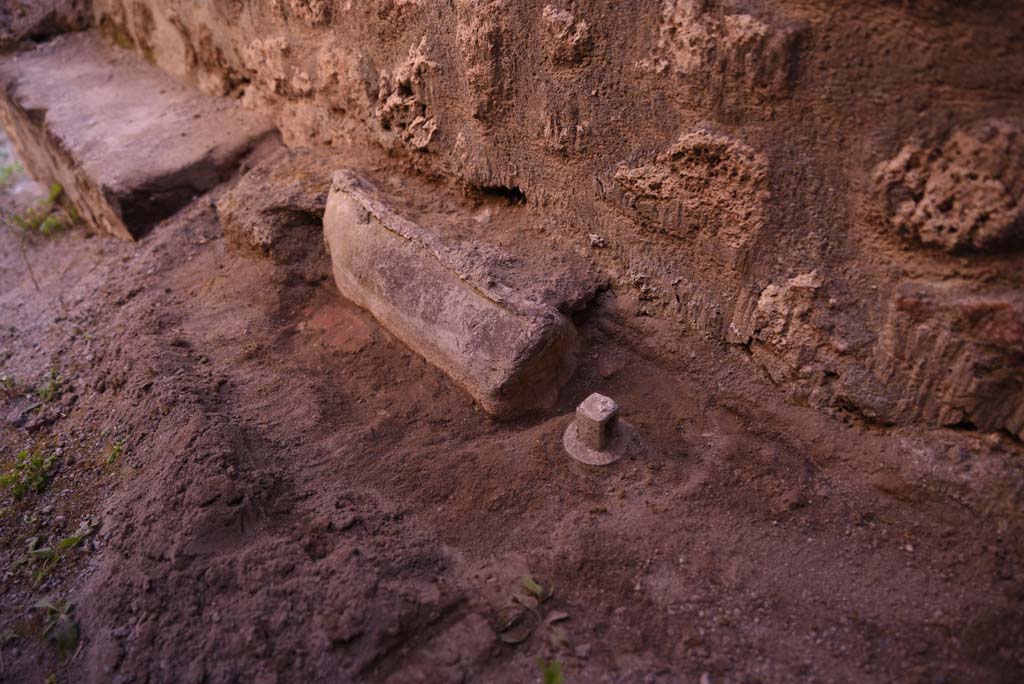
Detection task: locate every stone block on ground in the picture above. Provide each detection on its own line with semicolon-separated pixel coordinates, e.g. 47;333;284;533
217;146;345;262
324;168;601;418
0;31;277;240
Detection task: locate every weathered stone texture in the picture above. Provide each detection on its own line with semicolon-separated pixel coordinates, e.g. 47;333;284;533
610;130;769;254
375;37;437;151
873;282;1024;438
646;0;804;100
456;0;516;124
217;146;342;260
736;272;825;383
270;0;333;27
0;0;90;50
875;119;1024;252
541;5;591;66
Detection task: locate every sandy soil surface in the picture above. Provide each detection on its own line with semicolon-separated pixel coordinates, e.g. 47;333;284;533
0;134;1022;683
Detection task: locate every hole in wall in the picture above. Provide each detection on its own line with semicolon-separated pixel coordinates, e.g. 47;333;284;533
947;419;978;432
476;184;527;206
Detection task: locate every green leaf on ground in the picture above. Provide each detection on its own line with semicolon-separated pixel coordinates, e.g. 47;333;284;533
537;658;565;684
521;574;546;601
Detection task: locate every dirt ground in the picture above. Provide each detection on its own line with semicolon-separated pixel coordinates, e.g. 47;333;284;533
0;133;1022;683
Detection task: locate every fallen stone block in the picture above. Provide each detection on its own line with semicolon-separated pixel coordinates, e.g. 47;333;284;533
218;146;343;262
324;169;592;418
0;31;277;240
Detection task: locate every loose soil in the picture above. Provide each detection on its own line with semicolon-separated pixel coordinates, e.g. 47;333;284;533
0;135;1022;683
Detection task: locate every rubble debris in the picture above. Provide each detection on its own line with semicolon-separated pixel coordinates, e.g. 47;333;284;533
218;146;344;261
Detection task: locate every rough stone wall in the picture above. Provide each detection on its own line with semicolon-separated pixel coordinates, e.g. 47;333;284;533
90;0;1024;439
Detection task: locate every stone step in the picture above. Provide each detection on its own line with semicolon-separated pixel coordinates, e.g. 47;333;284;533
0;31;277;240
324;169;601;419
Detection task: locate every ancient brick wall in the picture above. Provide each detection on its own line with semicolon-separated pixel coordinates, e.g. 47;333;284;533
92;0;1024;437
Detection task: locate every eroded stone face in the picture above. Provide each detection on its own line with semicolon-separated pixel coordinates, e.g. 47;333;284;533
726;271;836;405
270;0;332;26
542;5;591;65
610;130;769;254
646;0;804;101
78;0;1024;441
217;146;342;261
0;0;90;49
872;281;1024;438
375;37;437;151
875;118;1024;252
456;0;516;124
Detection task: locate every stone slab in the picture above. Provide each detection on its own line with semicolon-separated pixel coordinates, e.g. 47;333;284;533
324;168;583;419
0;31;277;240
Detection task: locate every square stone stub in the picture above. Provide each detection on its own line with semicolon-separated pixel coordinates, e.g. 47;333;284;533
576;393;619;451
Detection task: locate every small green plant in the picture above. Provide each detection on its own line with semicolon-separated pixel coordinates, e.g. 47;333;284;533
58;518;100;551
14;535;59;584
1;448;57;500
0;372;24;397
522;575;547;601
0;160;22;188
104;440;125;465
35;369;63;404
33;597;79;659
12;183;78;236
537;658;565;684
14;520;99;584
497;575;572;653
